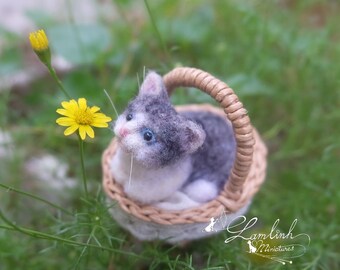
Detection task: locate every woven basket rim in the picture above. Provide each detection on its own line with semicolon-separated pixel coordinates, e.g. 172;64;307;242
102;103;267;225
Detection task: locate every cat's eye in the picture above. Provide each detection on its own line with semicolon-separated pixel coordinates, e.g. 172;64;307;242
143;129;154;142
126;114;133;121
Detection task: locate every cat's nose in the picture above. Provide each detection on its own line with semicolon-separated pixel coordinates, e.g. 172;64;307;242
119;128;130;138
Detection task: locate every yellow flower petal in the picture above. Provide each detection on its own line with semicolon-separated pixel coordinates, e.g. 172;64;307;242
90;106;101;113
56;108;75;118
104;116;112;122
94;114;112;122
56;117;76;126
78;98;87;111
61;100;71;109
62;100;78;111
64;124;79;136
84;125;94;138
70;99;78;106
93;116;109;123
91;121;109;128
94;116;111;122
93;112;109;118
78;125;87;140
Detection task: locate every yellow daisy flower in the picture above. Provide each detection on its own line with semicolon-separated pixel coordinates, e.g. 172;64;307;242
56;98;112;140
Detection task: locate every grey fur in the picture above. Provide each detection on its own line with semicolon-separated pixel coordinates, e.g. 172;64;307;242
180;111;236;190
122;89;206;168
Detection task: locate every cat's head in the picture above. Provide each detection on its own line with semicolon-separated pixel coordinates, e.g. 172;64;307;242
114;71;206;168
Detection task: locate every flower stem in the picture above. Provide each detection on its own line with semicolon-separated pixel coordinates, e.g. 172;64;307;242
46;63;72;100
78;136;88;199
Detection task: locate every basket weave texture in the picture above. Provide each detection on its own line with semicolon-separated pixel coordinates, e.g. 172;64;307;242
102;67;267;227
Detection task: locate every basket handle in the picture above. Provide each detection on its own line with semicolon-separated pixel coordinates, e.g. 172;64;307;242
163;67;255;193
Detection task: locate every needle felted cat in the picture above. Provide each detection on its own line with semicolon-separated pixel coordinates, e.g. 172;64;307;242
110;71;236;210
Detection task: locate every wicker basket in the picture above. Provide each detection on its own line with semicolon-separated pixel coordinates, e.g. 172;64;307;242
102;67;267;243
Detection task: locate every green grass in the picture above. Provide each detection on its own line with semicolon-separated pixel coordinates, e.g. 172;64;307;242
0;0;339;269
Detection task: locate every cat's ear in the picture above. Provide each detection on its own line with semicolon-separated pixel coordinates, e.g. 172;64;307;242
139;71;168;98
182;121;206;154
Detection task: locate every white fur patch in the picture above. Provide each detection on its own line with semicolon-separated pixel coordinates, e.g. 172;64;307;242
183;179;219;203
114;113;150;157
155;191;200;210
111;146;220;210
114;113;146;139
111;148;192;204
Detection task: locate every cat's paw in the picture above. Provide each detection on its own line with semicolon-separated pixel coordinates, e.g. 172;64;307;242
183;179;218;203
155;191;200;210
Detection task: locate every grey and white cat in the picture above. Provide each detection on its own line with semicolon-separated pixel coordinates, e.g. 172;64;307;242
111;71;236;210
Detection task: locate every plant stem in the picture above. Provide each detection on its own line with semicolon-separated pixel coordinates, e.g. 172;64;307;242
0;183;72;216
144;0;170;60
0;211;138;257
46;63;72;100
74;226;97;268
78;135;88;199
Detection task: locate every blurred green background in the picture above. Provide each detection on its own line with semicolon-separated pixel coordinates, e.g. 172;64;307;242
0;0;339;269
